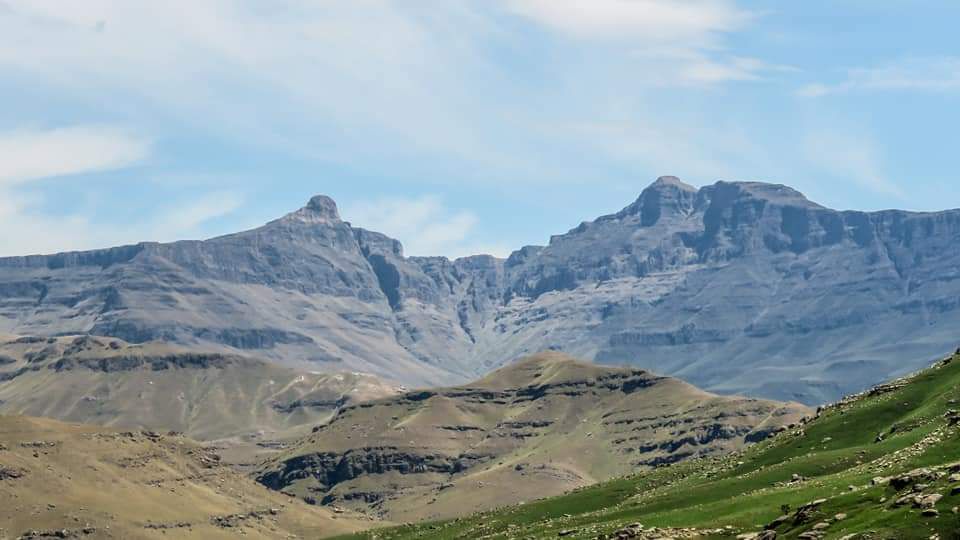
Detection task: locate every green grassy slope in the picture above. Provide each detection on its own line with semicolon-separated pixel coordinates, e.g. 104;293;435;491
336;350;960;540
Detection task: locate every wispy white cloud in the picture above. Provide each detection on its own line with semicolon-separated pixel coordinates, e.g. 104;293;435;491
504;0;781;86
0;1;503;163
151;191;246;236
342;195;511;259
0;188;245;256
0;125;241;256
0;0;788;219
565;122;733;181
798;56;960;97
630;48;796;85
803;131;903;198
0;125;149;186
502;0;748;42
680;56;766;83
0;0;791;258
0;0;777;163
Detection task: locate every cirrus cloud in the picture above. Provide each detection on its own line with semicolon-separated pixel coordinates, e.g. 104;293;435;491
803;131;903;198
0;125;150;186
798;56;960;98
0;124;246;257
502;0;749;42
342;195;511;259
502;0;788;86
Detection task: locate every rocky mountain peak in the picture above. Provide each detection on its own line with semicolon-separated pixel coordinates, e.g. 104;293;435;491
305;195;341;219
649;175;697;192
621;176;698;225
279;194;342;224
706;181;823;209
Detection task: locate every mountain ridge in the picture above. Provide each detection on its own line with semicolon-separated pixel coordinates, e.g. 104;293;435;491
2;177;955;262
1;177;958;403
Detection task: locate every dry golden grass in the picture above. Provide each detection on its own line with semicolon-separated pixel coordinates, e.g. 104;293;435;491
0;415;377;539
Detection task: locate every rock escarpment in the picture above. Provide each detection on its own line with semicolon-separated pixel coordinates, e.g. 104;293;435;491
1;177;959;402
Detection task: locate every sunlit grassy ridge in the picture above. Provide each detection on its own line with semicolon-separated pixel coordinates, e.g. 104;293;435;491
336;351;960;540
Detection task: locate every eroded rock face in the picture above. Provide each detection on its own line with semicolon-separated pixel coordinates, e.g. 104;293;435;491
1;178;959;401
0;198;470;387
257;448;494;494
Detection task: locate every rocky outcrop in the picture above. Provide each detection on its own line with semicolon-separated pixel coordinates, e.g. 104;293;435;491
1;178;959;402
0;336;250;380
0;466;25;480
257;448;494;493
269;397;351;414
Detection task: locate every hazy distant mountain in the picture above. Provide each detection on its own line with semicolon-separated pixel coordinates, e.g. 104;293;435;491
480;177;960;403
0;195;479;387
256;352;807;521
1;177;958;403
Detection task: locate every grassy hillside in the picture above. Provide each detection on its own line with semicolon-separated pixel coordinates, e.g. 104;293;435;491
0;415;374;539
257;352;807;522
335;350;960;540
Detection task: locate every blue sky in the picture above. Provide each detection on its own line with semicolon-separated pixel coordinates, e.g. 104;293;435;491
1;1;958;258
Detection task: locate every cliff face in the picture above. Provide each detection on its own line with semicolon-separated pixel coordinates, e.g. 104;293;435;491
0;196;480;386
480;178;960;403
1;178;959;402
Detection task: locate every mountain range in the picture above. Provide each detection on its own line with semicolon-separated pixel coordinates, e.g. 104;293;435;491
2;177;959;403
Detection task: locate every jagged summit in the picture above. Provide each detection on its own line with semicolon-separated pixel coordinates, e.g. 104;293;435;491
619;176;699;224
616;177;824;226
637;176;823;204
306;194;340;217
640;177;821;208
279;194;342;224
648;175;697;191
706;180;823;209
